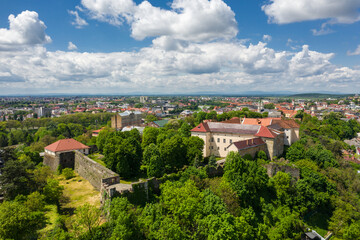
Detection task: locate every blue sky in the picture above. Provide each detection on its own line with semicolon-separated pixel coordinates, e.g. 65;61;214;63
0;0;360;95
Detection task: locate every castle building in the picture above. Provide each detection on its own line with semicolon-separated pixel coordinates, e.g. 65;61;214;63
111;110;142;130
241;118;300;146
191;122;284;159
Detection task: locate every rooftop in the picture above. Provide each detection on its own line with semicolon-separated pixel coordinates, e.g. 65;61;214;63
45;138;90;153
232;137;266;150
191;122;281;138
119;110;142;117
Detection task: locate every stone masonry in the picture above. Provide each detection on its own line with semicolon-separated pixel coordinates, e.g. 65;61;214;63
43;150;120;191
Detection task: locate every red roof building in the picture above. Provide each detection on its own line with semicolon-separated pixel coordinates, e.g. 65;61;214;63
223;117;300;147
191;121;284;159
45;139;90;155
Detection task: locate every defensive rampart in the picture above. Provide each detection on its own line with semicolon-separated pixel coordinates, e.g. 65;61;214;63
43;151;119;191
74;151;119;190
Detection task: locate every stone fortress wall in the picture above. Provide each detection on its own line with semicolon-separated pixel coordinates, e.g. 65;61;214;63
44;151;300;205
43;150;119;191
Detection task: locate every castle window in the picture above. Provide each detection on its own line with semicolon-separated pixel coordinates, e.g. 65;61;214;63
230;139;232;143
217;138;220;143
223;139;226;143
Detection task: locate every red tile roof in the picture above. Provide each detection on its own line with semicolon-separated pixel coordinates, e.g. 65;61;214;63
255;126;278;138
45;139;90;153
191;122;283;139
270;119;300;129
232;137;266;150
92;127;105;133
221;117;242;124
241;118;280;126
282;109;297;118
191;122;209;132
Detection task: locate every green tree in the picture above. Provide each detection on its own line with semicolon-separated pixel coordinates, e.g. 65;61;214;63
0;160;35;200
7;132;15;145
25;191;46;212
208;155;217;168
224;152;270;208
256;150;268;160
159;135;187;172
206;110;217;120
68;123;84;137
141;127;160;149
286;142;306;162
196;111;207;124
145;114;157;123
178;122;192;137
96;127;111;153
0;200;45;240
62;168;75;179
143;143;160;166
43;178;64;205
264;103;275;109
165;119;181;130
104;136;142;179
0;132;8;147
56;123;72;138
343;221;360;240
184;136;204;165
110;197;140;240
270;172;292;203
72;204;102;238
147;155;165;178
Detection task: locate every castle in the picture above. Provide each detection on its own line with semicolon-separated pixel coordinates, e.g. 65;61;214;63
191;118;299;159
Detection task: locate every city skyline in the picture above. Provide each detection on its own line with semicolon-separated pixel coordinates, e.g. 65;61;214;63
0;0;360;95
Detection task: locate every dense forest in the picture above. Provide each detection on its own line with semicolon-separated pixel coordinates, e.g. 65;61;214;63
1;111;360;239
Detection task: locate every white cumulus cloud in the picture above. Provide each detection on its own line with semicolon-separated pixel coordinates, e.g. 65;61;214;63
1;40;359;94
262;34;272;42
0;10;51;50
68;42;78;51
78;0;238;42
68;10;88;28
348;45;360;56
81;0;136;25
262;0;360;24
131;0;238;42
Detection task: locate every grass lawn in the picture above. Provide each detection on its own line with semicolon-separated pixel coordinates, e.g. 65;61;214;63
38;204;58;236
88;153;106;167
38;174;102;237
58;173;100;212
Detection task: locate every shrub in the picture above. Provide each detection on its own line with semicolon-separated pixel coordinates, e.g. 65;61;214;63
62;168;75;180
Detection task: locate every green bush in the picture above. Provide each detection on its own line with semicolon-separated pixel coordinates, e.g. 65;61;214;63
62;168;75;180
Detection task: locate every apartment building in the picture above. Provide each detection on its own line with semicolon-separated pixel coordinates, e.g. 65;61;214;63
111;110;142;130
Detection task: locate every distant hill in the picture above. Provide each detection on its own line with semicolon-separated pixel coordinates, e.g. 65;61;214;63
287;93;352;98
